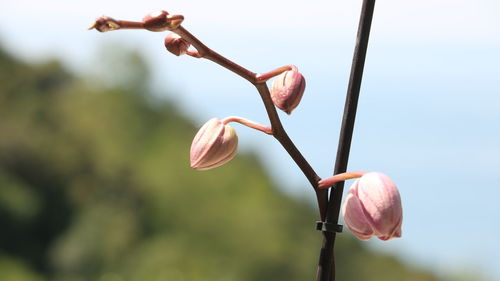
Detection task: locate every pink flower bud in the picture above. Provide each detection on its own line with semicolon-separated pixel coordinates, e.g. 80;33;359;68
142;10;184;32
190;118;238;170
341;172;402;241
164;33;190;56
270;65;305;114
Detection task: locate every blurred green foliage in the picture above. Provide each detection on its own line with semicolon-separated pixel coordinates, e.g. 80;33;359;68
0;45;447;281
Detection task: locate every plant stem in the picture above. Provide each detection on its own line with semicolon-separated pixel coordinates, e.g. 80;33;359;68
173;25;328;219
316;1;376;281
317;171;367;189
255;84;328;220
174;27;257;83
255;65;293;82
222;116;273;135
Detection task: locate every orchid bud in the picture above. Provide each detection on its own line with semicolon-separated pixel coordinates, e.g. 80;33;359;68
164;33;190;56
143;10;184;32
270;65;305;114
89;16;121;32
342;172;402;241
190;118;238;170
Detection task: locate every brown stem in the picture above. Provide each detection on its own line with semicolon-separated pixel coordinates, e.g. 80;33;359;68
173;27;257;83
255;84;328;220
118;20;145;29
172;25;328;219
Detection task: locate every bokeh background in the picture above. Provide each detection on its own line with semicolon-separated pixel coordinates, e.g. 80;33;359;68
1;0;499;280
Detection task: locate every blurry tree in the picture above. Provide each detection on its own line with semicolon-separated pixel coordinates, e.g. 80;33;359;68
0;44;456;281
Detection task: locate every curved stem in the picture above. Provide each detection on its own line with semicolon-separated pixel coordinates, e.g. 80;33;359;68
90;9;375;281
255;65;293;83
172;25;328;219
90;18;325;215
222;116;273;135
186;50;202;58
173;27;257;83
255;83;328;220
318;171;367;189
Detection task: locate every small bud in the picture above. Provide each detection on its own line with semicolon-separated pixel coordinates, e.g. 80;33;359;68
270;65;305;114
164;33;190;56
89;16;121;32
190;118;238;170
342;172;402;241
142;10;184;32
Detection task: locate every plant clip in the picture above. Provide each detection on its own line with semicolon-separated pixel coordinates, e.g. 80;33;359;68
316;221;343;233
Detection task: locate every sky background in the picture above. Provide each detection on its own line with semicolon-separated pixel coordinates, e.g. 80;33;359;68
1;0;499;280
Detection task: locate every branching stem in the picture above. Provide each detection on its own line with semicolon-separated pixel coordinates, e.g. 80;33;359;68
172;25;328;219
89;6;377;279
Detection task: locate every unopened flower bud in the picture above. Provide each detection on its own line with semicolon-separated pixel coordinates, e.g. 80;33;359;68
190;118;238;170
270;65;305;114
89;16;121;32
342;172;402;241
164;33;190;56
143;10;184;32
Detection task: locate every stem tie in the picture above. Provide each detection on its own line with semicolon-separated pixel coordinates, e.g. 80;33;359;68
316;221;343;233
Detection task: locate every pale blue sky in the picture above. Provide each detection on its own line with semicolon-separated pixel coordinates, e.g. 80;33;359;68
1;0;499;280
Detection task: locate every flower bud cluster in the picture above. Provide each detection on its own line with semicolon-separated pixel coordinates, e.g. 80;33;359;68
89;11;403;246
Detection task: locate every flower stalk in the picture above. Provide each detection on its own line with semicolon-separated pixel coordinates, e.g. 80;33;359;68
168;24;329;218
221;116;273;135
90;3;381;280
318;171;367;189
316;0;376;280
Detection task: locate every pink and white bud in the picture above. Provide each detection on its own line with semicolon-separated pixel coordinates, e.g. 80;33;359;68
164;33;190;56
342;172;402;241
142;10;184;32
190;118;238;170
270;65;305;114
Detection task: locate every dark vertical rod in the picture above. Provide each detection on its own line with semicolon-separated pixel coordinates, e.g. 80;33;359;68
316;0;376;281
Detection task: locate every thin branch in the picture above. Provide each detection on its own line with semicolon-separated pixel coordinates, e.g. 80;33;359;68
255;84;328;220
173;27;257;83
